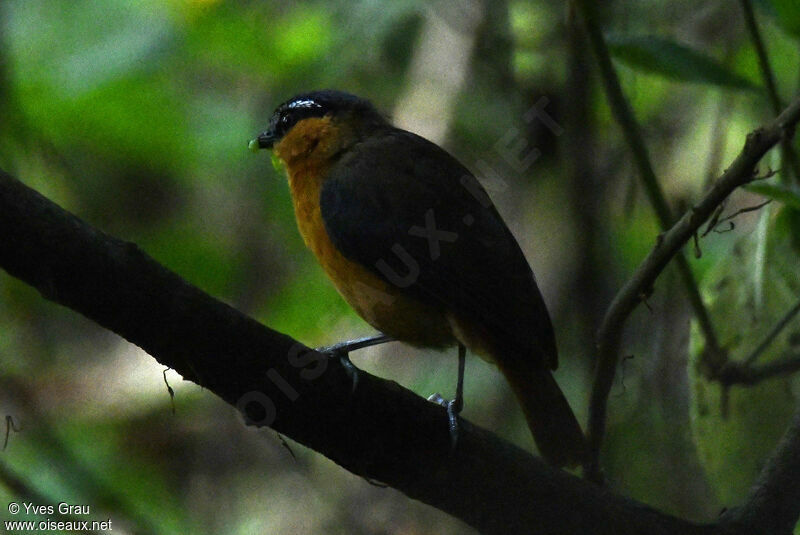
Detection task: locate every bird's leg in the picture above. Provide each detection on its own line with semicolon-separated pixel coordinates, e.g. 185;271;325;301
317;334;394;392
319;333;394;354
428;343;466;449
448;343;467;447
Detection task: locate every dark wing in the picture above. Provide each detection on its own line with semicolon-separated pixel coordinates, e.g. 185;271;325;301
320;129;557;368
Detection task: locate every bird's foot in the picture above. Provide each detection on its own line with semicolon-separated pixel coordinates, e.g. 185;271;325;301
317;345;360;393
317;334;393;393
427;393;462;450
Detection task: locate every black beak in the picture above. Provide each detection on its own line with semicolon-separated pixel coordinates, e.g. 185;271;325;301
248;130;277;151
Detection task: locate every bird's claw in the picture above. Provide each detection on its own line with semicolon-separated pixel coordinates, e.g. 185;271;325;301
318;346;359;393
427;392;447;406
428;393;461;449
446;399;460;449
316;334;393;394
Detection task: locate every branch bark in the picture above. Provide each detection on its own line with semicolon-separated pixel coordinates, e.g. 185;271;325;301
575;0;723;364
0;168;718;534
714;354;800;386
1;163;799;533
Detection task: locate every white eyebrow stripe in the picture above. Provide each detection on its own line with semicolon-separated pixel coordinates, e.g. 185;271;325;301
287;99;323;109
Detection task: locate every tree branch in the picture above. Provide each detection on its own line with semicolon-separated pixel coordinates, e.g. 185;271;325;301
713;353;800;386
574;0;723;369
585;94;800;482
0;168;725;534
720;403;800;534
743;297;800;366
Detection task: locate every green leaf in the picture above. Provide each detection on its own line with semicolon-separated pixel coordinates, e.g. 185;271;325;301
761;0;800;38
607;35;760;91
746;182;800;210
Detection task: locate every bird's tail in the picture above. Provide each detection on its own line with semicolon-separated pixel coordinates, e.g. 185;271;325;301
498;360;586;468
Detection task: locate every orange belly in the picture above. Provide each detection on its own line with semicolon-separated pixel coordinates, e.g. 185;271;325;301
286;161;455;349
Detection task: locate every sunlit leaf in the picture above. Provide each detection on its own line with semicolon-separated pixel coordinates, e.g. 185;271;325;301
608;35;760;90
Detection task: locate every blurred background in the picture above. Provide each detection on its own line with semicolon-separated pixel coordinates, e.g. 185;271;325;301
1;0;800;533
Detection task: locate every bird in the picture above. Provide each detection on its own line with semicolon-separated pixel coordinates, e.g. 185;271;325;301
250;89;586;467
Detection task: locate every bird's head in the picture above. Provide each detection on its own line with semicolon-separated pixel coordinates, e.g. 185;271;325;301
250;90;386;167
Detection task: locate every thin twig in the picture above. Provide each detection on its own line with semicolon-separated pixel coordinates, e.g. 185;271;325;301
575;2;723;353
3;415;20;451
715;353;800;386
701;199;772;237
740;0;800;182
703;203;726;238
743;297;800;365
720;200;770;226
162;367;176;415
276;432;297;460
576;0;733;480
584;93;800;482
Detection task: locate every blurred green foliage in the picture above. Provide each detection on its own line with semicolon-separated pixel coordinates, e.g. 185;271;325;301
1;0;799;533
607;35;759;90
690;216;800;503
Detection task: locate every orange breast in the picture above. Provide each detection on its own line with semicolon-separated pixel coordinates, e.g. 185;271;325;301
274;118;454;348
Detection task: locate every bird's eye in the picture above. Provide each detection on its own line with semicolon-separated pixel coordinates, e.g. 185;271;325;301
274;112;295;137
271;99;327;140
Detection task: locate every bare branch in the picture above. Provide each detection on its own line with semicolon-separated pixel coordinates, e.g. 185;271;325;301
714;353;800;386
584;94;800;482
699;271;800;389
743;298;800;366
701;199;772;237
3;415;20;451
577;9;722;480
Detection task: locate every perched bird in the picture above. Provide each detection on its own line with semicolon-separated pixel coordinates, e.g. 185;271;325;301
250;90;585;467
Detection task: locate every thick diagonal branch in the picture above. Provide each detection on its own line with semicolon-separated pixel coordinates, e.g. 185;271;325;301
0;168;719;534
